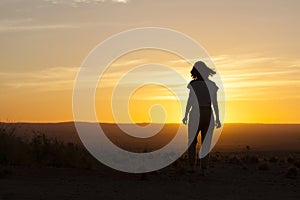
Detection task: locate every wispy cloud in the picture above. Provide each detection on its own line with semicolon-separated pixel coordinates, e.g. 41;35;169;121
0;17;145;33
1;54;299;101
212;54;300;101
0;18;80;32
154;54;300;101
44;0;130;6
0;67;78;92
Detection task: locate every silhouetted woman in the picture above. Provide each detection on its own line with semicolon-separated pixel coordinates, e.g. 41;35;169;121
182;61;221;174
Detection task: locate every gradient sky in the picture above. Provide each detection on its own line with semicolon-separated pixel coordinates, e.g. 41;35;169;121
0;0;299;123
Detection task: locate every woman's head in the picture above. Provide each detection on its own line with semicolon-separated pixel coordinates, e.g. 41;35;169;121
190;61;216;80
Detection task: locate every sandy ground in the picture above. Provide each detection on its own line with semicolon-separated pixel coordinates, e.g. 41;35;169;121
0;152;299;200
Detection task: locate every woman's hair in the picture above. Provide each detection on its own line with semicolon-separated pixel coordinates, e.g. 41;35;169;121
191;61;216;80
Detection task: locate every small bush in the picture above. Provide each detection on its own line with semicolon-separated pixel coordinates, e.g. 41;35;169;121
242;154;259;164
0;125;102;169
287;156;294;164
258;162;270;171
228;155;242;165
0;167;12;179
210;153;223;162
173;160;186;174
0;124;29;165
285;167;298;179
294;160;300;169
269;156;279;163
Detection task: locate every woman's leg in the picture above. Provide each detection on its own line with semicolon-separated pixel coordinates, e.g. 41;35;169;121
188;110;200;169
199;107;213;170
188;130;198;167
200;127;210;169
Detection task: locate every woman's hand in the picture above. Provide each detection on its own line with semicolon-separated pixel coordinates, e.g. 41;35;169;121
182;116;188;125
215;119;221;128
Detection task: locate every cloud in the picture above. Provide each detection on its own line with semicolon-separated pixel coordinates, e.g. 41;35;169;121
112;0;129;3
0;18;146;32
1;54;299;102
44;0;129;6
163;54;300;101
0;67;78;92
0;18;80;32
212;54;300;101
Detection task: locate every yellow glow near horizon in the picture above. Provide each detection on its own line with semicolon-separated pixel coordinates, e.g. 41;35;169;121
1;50;300;123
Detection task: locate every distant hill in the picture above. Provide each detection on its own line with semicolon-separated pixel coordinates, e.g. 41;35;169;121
1;122;299;152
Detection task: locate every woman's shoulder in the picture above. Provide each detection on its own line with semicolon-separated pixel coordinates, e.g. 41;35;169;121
187;80;200;89
206;79;217;85
187;80;193;89
188;80;215;86
187;80;218;92
206;80;219;91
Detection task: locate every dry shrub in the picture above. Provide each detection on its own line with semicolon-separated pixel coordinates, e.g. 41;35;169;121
285;167;298;179
258;162;270;171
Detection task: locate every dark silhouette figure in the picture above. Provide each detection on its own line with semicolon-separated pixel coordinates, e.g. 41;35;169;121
182;61;221;174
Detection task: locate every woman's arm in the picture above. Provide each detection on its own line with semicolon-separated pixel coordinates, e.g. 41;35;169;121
182;91;192;125
212;92;221;128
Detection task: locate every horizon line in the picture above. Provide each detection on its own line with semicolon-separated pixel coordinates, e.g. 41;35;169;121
1;121;300;125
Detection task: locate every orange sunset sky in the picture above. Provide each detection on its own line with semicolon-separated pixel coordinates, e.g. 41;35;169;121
0;0;299;123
